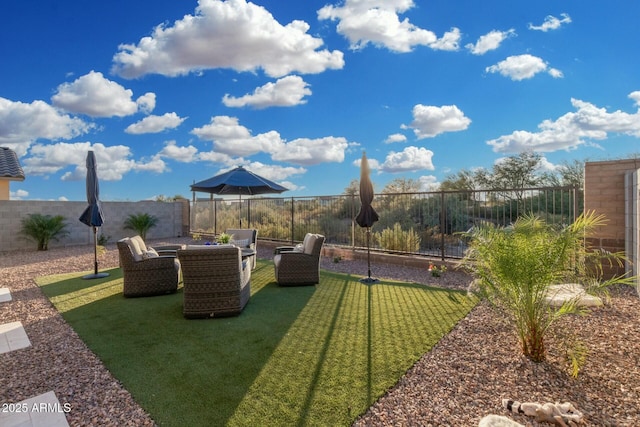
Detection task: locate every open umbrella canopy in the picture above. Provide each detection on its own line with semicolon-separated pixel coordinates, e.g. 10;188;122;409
355;152;379;228
191;166;288;195
79;151;104;227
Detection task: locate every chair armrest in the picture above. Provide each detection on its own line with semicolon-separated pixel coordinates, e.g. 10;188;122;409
127;256;177;272
274;246;296;254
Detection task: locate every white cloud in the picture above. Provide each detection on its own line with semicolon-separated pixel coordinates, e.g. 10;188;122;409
24;142;137;181
158;140;198;162
402;104;471;139
51;71;155;117
465;29;515;55
272;137;349;165
240;161;306;183
486;54;562;81
528;13;572;32
112;0;344;79
192;116;280;156
384;133;407;143
629;91;640;107
222;75;311;109
10;189;29;200
380;146;434;172
352;156;380;170
125;112;186;134
417;175;439;191
192;115;351;165
0;97;93;156
318;0;459;52
133;156;169;174
487;93;640;153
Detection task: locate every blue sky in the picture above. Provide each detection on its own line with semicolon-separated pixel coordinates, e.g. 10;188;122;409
2;0;640;201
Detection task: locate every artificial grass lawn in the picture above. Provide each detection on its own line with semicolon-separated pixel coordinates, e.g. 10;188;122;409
37;259;477;427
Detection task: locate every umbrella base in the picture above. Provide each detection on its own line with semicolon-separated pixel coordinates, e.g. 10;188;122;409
82;272;110;280
359;277;379;284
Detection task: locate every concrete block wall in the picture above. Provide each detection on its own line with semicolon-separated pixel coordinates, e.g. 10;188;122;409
0;199;189;252
584;158;640;277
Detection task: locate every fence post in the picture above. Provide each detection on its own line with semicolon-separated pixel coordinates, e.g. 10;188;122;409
290;197;295;244
440;191;446;260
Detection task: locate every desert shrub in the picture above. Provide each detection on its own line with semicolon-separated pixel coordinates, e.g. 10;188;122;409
20;213;69;251
123;213;158;240
374;222;420;252
462;212;634;363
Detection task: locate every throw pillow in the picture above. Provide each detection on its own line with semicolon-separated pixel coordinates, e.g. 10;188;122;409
232;238;250;248
142;248;159;259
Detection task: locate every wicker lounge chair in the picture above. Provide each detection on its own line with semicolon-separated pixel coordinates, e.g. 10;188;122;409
117;236;180;297
177;245;251;318
226;228;258;269
273;233;325;286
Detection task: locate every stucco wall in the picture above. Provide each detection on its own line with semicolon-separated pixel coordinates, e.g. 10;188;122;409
0;200;189;252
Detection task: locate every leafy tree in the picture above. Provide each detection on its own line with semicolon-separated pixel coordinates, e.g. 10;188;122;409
381;178;421;194
550;159;585;189
474;151;544;191
124;213;159;240
20;213;69;250
439;169;477;192
462;211;634;363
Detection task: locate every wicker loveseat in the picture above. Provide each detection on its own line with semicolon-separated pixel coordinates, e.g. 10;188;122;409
116;236;180;297
226;228;258;269
177;245;251;318
273;233;325;286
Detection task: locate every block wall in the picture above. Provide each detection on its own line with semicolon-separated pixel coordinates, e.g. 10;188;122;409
0;199;190;252
584;158;640;277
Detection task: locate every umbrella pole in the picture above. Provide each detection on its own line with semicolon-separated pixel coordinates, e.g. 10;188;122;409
360;227;378;284
83;226;109;280
93;226;98;275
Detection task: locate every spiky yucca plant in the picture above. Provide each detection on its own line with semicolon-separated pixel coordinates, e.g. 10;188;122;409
20;213;69;251
462;211;634;362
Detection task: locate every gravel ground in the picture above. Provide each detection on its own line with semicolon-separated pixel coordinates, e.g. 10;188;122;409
1;238;639;426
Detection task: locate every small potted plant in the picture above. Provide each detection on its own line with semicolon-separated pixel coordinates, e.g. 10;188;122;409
217;233;233;244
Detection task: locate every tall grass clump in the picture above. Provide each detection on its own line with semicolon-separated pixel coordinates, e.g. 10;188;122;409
462;211;634;363
374;222;421;252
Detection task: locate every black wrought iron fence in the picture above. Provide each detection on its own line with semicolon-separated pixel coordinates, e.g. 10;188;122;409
191;186;582;259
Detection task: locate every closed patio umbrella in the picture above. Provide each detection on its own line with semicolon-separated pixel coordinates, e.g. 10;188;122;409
355;152;379;283
79;150;109;279
191;166;288;227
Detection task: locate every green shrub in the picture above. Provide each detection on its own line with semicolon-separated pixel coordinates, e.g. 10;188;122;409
20;213;69;251
123;213;158;240
374;222;420;252
462;211;634;363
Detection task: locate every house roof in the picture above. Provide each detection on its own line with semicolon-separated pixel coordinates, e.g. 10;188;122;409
0;147;25;181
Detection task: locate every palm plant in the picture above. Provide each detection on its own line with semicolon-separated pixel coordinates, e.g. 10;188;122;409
462;211;634;362
123;213;158;240
20;213;69;251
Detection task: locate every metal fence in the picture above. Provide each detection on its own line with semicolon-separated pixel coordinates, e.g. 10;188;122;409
191;186;582;259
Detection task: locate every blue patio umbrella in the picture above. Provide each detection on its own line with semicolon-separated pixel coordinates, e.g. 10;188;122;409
79;151;109;279
191;166;288;227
